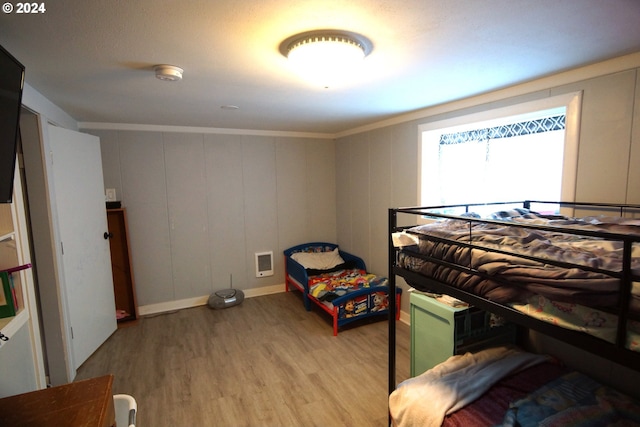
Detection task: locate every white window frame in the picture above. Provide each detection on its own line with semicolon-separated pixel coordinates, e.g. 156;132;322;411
418;92;582;217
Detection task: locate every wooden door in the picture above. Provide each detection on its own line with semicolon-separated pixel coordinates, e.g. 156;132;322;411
48;125;117;370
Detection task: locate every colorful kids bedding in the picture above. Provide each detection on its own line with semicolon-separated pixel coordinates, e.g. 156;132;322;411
284;242;401;335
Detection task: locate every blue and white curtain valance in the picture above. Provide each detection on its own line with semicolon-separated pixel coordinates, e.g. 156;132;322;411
439;114;565;145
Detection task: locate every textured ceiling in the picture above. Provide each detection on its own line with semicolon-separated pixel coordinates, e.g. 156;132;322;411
1;0;640;134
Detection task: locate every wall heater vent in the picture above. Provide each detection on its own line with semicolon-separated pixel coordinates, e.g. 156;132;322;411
255;251;274;277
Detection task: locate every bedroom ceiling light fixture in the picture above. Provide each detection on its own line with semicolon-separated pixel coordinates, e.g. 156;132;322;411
154;64;183;81
280;30;372;88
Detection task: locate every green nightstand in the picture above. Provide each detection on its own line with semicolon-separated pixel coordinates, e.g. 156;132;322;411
410;291;516;377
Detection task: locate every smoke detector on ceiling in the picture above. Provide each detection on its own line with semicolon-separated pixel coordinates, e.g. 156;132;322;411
154;65;183;81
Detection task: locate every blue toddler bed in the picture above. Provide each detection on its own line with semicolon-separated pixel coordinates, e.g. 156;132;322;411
284;242;401;335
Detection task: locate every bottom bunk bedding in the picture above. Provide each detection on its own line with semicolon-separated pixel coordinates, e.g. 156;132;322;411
500;370;640;427
441;361;566;427
389;346;640;427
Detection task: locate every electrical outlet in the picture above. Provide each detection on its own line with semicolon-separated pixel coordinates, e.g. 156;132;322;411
106;188;117;201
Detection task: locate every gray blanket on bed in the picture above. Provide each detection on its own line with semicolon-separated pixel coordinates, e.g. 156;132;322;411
402;214;640;309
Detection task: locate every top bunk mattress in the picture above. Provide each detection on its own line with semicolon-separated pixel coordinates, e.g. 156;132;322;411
394;207;640;350
397;208;640;311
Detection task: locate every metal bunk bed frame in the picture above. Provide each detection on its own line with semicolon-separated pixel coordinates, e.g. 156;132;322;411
388;200;640;397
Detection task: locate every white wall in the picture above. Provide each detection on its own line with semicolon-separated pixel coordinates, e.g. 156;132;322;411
17;44;640;394
334;58;640;397
83;51;640;396
91;55;640;319
20;86;79;385
335;64;640;305
92;129;337;311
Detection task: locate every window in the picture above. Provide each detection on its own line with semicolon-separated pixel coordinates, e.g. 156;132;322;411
418;92;581;215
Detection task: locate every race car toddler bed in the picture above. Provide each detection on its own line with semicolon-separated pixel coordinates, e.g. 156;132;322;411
284;242;401;335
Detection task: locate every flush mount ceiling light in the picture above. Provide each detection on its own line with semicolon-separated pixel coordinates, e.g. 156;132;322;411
154;64;183;81
279;30;372;88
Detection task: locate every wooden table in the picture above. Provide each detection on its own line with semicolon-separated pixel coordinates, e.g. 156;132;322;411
0;375;115;427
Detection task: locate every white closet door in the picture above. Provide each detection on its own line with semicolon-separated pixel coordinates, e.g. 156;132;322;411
48;125;116;370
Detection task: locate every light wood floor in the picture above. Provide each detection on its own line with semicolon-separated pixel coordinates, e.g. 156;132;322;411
75;291;411;427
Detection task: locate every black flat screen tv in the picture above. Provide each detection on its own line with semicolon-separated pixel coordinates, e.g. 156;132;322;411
0;44;25;204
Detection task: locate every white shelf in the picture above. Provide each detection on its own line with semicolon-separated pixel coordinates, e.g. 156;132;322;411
0;309;28;342
0;166;46;395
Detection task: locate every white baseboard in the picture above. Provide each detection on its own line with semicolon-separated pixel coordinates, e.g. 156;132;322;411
399;310;410;326
137;283;410;322
137;283;286;317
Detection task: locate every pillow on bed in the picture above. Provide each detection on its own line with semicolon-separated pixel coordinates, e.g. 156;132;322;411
488;208;532;219
291;247;345;270
460;212;481;218
306;259;359;276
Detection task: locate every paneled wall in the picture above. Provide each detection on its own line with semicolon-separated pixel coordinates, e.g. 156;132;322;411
335;123;419;276
92;62;639;316
336;68;640;310
94;130;336;308
334;65;640;397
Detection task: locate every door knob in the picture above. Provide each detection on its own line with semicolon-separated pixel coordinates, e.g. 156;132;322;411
104;232;113;240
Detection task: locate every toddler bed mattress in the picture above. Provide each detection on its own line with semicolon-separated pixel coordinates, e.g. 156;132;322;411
288;268;391;318
284;243;400;334
308;268;388;302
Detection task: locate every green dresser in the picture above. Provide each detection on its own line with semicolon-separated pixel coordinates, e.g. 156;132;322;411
410;291;516;377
